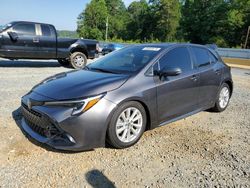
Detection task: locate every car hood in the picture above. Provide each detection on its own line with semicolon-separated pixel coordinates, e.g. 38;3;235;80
32;70;129;100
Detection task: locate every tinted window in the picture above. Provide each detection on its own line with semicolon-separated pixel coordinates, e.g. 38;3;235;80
192;47;211;67
208;51;217;63
88;46;163;74
159;47;192;72
13;23;36;35
41;24;52;37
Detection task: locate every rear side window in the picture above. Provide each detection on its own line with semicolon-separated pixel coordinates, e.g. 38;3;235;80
208;51;218;63
159;47;192;72
41;24;52;37
192;47;211;67
13;23;36;35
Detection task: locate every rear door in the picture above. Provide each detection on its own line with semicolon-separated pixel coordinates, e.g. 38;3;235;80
36;24;57;59
190;47;222;108
156;46;200;124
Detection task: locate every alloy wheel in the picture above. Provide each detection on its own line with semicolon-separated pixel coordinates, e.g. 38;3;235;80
219;86;230;109
115;107;143;143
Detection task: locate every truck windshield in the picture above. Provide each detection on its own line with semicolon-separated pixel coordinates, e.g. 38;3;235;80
0;23;12;32
87;46;163;74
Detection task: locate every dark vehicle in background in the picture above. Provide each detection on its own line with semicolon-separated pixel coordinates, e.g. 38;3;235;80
0;21;98;69
97;42;105;54
102;43;124;55
21;43;233;151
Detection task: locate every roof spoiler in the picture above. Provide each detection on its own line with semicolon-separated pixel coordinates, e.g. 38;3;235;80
205;44;218;51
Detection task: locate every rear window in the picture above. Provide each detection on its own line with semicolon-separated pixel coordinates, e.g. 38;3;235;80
13;23;36;35
192;47;211;67
41;25;52;37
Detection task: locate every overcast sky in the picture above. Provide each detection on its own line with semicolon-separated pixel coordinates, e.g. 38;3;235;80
0;0;137;30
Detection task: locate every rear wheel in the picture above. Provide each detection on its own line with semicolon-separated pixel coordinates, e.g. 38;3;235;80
70;52;87;69
107;101;147;149
212;83;231;112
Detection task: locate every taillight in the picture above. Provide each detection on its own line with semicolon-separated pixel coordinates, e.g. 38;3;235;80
96;43;99;51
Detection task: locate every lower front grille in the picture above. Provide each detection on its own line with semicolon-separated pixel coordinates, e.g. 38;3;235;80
21;103;60;137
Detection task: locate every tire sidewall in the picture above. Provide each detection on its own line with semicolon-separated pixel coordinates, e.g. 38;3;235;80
70;52;87;69
107;101;147;149
215;83;230;112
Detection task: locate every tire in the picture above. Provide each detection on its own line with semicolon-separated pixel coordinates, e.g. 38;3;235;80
58;59;69;66
211;83;231;112
107;101;147;149
70;52;87;69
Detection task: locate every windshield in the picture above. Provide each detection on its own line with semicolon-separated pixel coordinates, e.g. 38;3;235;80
88;46;163;74
0;23;12;32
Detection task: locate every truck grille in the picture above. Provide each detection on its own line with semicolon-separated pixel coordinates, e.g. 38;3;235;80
21;103;60;137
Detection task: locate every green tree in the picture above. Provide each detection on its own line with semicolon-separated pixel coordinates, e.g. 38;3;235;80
105;0;129;40
150;0;181;41
180;0;229;46
126;0;150;41
180;0;250;47
228;0;250;47
77;0;108;40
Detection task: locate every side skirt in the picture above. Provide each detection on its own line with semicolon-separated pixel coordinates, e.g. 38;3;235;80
158;105;212;127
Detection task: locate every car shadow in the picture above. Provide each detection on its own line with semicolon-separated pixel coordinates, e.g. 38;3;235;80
0;59;63;68
85;169;116;188
12;107;93;154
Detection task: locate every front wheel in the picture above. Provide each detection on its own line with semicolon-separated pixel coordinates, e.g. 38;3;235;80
212;83;231;112
107;101;147;149
70;52;87;69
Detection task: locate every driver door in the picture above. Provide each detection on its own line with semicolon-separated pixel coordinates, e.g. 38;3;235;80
156;46;199;124
2;22;39;58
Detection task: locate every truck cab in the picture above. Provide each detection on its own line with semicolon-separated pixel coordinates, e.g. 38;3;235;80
0;21;57;59
0;21;98;69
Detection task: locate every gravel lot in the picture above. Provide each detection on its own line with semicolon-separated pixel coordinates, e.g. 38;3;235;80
0;58;249;188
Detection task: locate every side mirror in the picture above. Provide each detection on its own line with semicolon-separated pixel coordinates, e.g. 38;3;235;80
159;67;182;78
8;31;18;41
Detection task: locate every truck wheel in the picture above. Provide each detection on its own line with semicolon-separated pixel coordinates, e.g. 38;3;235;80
58;59;69;66
70;52;87;69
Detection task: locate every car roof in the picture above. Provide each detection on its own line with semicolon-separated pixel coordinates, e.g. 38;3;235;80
10;21;54;27
134;43;209;49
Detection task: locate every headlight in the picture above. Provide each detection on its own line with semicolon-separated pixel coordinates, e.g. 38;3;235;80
44;94;104;115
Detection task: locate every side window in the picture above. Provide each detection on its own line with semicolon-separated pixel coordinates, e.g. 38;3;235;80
208;51;217;64
41;24;52;37
13;23;36;35
159;47;192;72
192;47;211;67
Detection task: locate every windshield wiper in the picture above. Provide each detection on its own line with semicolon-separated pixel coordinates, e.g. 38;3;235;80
89;67;119;74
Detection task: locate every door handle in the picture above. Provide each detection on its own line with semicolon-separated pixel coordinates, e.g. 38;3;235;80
190;75;198;82
33;38;39;43
215;69;221;75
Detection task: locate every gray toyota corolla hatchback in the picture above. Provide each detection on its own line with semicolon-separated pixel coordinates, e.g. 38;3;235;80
21;43;233;151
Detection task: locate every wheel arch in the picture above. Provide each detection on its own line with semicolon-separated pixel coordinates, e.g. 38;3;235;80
70;46;88;58
107;98;152;132
223;79;233;97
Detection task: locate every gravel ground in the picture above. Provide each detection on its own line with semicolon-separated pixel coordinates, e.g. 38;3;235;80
0;59;249;188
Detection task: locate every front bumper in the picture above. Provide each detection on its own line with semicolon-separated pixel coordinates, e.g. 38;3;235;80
20;92;117;151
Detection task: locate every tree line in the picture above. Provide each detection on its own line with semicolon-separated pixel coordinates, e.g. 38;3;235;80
77;0;250;48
